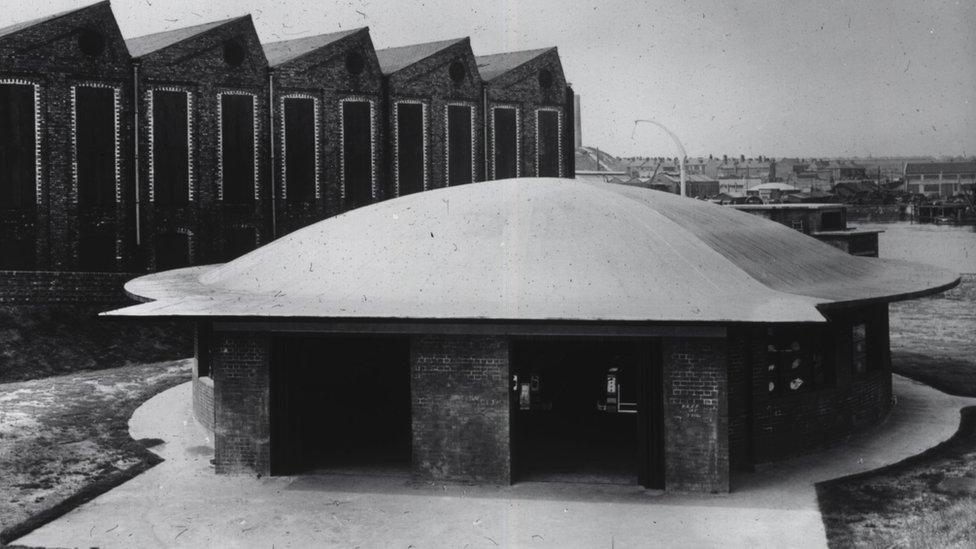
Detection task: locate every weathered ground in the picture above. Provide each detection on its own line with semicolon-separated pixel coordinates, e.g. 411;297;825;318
818;274;976;548
0;359;192;544
0;304;192;383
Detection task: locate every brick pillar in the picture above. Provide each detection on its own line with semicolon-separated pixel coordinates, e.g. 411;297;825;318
662;337;729;493
410;334;511;483
212;331;270;475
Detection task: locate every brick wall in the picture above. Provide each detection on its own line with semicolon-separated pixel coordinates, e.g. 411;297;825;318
212;331;271;475
485;49;568;179
270;28;386;234
662;337;729;493
746;305;893;463
385;39;484;193
0;2;135;271
0;270;132;303
135;16;271;267
192;322;215;431
410;334;511;483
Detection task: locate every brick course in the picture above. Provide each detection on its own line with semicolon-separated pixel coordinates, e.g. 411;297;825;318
410;334;511;483
0;270;131;303
662;337;729;493
212;331;271;475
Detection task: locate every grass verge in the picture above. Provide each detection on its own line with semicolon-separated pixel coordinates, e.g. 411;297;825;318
817;274;976;547
0;360;192;544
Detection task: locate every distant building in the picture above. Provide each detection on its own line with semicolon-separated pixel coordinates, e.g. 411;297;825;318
731;203;880;257
903;161;976;198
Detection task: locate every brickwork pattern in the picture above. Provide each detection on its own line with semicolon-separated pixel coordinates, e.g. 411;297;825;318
410;334;511;483
385;39;484;192
0;2;135;271
212;331;270;475
662;337;729;493
0;270;132;303
745;305;893;463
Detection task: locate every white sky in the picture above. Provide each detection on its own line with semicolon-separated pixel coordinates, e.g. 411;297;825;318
4;0;975;158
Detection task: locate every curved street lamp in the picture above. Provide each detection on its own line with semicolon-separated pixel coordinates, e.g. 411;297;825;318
632;119;688;197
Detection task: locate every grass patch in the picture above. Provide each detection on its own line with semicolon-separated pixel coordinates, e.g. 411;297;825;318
0;360;192;544
0;304;192;384
817;274;976;546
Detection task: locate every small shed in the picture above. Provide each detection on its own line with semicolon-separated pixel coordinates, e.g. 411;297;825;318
0;1;133;271
264;27;384;232
476;48;572;180
106;178;957;493
376;38;483;195
127;16;269;269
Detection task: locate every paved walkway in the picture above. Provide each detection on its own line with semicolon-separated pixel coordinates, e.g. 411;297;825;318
16;376;975;548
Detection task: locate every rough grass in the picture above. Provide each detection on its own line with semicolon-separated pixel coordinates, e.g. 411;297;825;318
0;360;192;544
0;304;192;383
817;275;976;547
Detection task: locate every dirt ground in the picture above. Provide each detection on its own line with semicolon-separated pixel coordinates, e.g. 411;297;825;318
0;359;191;544
818;274;976;547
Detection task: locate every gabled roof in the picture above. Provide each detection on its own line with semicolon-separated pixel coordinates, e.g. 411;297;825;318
0;1;105;41
375;37;465;75
475;47;553;81
126;16;245;58
905;161;976;176
106;178;958;324
263;27;363;67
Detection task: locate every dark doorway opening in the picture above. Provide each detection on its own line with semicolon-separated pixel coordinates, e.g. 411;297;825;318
271;335;411;476
220;94;255;204
395;102;424;195
0;83;36;209
76;86;116;206
536;110;560;177
152;90;189;205
342;101;373;208
447;105;473;185
283;97;316;202
511;338;663;488
492;107;518;179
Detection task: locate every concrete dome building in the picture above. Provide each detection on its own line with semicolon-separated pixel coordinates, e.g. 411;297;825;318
106;178;957;492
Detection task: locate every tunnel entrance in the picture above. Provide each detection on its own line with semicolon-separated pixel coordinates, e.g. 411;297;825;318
270;335;411;476
511;338;663;488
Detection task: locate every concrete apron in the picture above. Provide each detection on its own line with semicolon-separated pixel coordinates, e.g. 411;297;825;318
16;376;975;549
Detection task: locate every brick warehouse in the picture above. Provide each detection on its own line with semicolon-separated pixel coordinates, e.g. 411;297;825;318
0;1;574;274
106;178;958;493
376;38;484;195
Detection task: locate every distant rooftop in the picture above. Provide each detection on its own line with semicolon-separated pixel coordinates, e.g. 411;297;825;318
263;28;362;67
126;17;244;58
375;38;465;74
475;47;552;81
905;161;976;176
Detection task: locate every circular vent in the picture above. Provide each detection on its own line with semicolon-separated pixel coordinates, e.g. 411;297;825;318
538;69;554;90
78;29;105;57
223;40;246;67
345;50;365;75
449;60;465;84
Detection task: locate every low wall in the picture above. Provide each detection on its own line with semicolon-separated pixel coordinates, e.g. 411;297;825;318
0;270;134;304
845;204;906;223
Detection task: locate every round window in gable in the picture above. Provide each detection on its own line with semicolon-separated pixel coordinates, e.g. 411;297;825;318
78;29;105;57
449;60;466;84
538;69;554;90
345;50;365;75
223;39;246;67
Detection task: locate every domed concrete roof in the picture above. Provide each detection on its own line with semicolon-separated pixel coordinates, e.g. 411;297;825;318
106;178;958;324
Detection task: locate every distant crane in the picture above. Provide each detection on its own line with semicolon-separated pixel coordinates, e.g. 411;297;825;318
632;120;688;196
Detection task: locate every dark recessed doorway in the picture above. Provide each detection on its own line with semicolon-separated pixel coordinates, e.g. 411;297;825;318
270;335;411;476
510;338;663;488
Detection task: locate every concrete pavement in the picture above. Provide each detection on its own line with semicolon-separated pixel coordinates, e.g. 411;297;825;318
15;375;974;548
